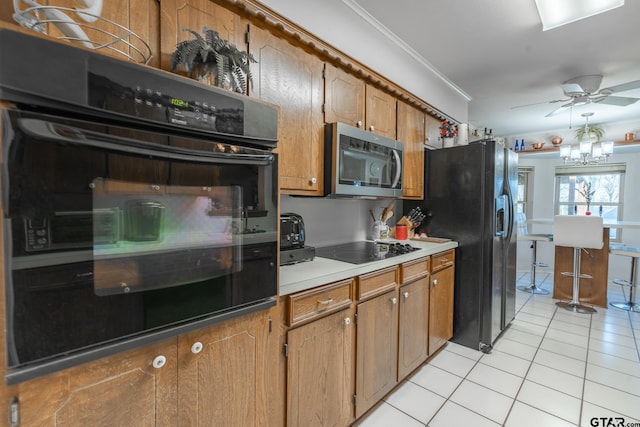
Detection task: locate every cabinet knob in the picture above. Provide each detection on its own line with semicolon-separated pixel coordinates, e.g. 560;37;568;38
369;125;375;132
310;177;317;185
191;341;203;354
391;297;398;305
403;291;410;299
151;184;160;191
356;120;363;128
433;279;438;287
152;355;166;369
344;317;351;326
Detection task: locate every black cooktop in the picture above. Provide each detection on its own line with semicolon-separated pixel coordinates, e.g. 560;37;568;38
315;241;421;264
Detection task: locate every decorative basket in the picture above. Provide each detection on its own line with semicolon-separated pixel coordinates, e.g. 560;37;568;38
13;4;152;64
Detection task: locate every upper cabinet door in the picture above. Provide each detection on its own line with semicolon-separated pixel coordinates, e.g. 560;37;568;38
249;25;325;195
324;63;365;128
365;85;397;139
160;0;247;75
397;101;425;200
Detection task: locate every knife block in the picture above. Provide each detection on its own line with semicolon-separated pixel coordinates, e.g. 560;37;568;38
389;216;415;239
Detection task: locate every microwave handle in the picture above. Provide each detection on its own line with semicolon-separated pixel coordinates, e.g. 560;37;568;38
17;118;275;166
391;149;402;189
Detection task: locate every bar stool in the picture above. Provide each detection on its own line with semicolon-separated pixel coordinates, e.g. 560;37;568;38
609;245;640;312
553;215;603;314
516;213;553;295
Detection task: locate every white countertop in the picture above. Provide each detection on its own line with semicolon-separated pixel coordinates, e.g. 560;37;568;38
527;218;640;229
279;239;459;296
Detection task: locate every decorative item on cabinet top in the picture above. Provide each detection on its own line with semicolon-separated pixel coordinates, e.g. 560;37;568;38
11;0;152;64
171;27;256;93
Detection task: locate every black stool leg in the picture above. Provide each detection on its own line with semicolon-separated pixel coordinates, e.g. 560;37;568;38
517;241;550;295
610;257;639;312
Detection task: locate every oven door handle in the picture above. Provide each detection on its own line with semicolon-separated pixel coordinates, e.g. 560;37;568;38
17;118;275;166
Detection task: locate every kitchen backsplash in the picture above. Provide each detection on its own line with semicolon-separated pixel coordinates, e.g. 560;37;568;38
280;195;400;247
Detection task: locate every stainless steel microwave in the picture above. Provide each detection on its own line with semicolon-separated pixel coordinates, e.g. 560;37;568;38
324;122;403;198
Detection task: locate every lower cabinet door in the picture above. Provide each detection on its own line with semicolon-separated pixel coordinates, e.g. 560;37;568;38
429;266;455;354
286;308;355;427
398;277;429;380
5;339;178;426
355;289;399;418
177;310;275;426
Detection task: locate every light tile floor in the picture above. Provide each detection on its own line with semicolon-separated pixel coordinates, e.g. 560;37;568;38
355;271;640;427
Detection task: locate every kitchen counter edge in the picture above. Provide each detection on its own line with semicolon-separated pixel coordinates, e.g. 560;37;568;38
279;240;459;296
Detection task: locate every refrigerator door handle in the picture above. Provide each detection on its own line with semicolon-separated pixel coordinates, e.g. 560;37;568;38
495;195;507;237
504;188;515;243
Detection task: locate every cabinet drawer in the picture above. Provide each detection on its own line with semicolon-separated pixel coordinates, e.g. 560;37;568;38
287;279;353;326
431;250;455;273
357;266;398;301
400;257;430;284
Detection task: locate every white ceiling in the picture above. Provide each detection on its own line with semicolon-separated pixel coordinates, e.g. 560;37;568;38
350;0;640;137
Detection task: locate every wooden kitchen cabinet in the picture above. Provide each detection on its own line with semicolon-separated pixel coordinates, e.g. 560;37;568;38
365;85;397;139
355;267;399;418
429;250;455;354
397;101;426;199
324;64;396;141
249;25;325;195
2;309;278;427
397;257;430;379
287;307;355;427
3;339;179;426
160;0;247;74
323;63;366;128
285;279;355;427
178;309;278;427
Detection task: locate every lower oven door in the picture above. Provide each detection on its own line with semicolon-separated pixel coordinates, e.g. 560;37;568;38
2;108;278;383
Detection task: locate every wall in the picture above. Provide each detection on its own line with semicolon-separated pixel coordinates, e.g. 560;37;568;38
517;144;640;281
281;196;402;247
257;0;469;123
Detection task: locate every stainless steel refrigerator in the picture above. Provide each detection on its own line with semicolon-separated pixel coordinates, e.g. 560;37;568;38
416;139;518;352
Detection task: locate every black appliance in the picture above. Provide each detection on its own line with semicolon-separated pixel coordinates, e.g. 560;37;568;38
279;213;315;265
280;212;306;249
408;140;517;352
0;28;278;384
316;241;421;264
324;122;403;198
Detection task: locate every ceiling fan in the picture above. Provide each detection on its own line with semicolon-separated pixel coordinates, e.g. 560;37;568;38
513;75;640;117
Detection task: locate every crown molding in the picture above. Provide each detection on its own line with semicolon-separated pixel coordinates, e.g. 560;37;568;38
341;0;472;101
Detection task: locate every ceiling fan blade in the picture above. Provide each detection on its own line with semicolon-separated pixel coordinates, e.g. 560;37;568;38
545;102;572;117
510;99;568;109
601;80;640;94
595;95;640;106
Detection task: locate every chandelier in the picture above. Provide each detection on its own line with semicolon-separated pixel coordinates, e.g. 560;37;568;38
560;112;614;165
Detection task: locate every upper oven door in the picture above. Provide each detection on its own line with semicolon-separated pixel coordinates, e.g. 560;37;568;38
2;108;278;375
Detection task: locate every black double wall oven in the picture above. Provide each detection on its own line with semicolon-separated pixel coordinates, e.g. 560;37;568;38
0;29;278;384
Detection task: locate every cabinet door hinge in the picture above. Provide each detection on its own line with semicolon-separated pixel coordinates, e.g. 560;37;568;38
322;65;326;79
284;342;289;358
322;103;326;113
245;27;250;46
268;316;273;333
353;394;357;406
9;397;19;427
354;313;358;325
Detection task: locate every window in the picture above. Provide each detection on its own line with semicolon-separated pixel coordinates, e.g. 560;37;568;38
517;167;534;217
554;164;625;240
